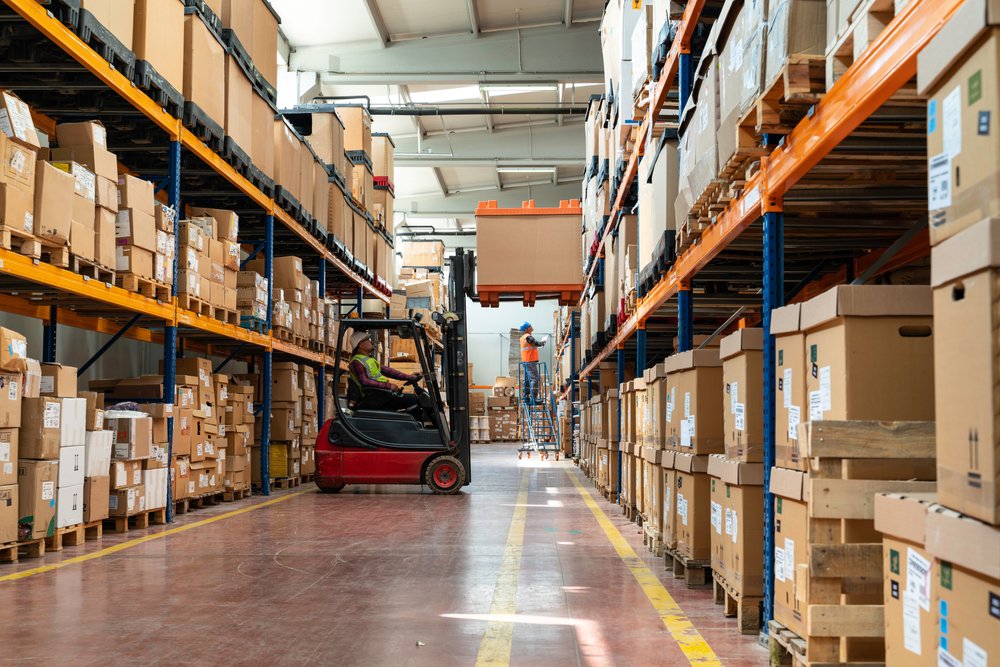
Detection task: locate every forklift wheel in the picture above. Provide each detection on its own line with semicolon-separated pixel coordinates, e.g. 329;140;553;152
555;452;560;461
317;484;346;494
518;452;523;460
425;455;466;494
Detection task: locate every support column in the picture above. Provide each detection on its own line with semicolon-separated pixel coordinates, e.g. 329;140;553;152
636;323;646;376
677;285;693;352
762;207;784;625
261;214;274;496
569;311;578;459
317;259;327;427
164;139;181;522
42;305;57;363
616;345;625;503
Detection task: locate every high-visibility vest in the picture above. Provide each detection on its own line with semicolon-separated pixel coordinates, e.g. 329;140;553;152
520;334;539;363
349;354;389;395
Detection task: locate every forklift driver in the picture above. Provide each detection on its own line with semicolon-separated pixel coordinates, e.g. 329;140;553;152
347;330;425;417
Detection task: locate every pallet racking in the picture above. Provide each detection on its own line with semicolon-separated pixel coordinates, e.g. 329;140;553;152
563;0;963;626
0;0;392;520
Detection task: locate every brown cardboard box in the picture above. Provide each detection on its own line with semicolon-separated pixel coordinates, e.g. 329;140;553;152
187;207;238;242
116;246;154;278
874;492;938;666
0;328;26;372
0;429;16;485
108;483;144;517
110;459;142;489
71;221;95;261
801;285;934;425
56;121;108;150
273;119;301;198
17;358;40;398
674;453;711;561
708;455;765;597
770;467;809;638
0;91;39;147
20;397;62;459
115;209;156;251
95;208;116;268
183;12;226;125
117;175;154;215
221;0;253;47
0;134;37;194
308;112;345;173
95;176;117;212
664;349;723;454
771;303;807;470
0;183;34;237
133;0;185;90
720;328;764;461
931;217;1000;524
82;475;110;522
476;204;583;287
251;0;279;88
154;202;174;231
40;363;77;398
372;133;394;181
108;415;152;460
224;54;253;152
338;105;372;156
78;0;135;49
0;484;16;545
917;0;1000;244
924;504;1000;667
660;452;676;549
17;459;57;539
250;93;276;179
34;161;75;243
174;407;193;457
0;373;21;428
50;145;116;182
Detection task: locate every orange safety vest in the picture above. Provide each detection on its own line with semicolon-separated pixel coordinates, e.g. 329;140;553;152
520;333;539;363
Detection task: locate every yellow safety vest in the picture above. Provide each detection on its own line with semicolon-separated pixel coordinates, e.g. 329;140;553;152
350;354;389;395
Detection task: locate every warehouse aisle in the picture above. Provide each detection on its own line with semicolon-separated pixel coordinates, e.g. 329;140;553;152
2;445;767;666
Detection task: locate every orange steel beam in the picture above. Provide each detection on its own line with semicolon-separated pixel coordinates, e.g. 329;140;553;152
581;0;707;303
2;0;389;305
577;0;961;377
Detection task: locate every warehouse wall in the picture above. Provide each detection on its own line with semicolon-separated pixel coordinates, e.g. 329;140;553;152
465;297;557;387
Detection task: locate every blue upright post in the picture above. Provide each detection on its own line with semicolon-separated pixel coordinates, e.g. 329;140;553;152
261;214;274;496
616;346;625;503
678;287;694;352
317;259;327;427
569;311;578;459
679;52;694;119
164;139;181;522
762;209;784;624
636;324;646;375
42;305;57;363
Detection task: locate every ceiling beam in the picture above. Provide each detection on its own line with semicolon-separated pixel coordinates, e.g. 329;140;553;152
398;85;423;138
466;0;480;37
432;167;448;196
480;90;494;134
396;157;581;167
361;0;390;49
293;23;602;83
394;121;583;165
565;0;574;27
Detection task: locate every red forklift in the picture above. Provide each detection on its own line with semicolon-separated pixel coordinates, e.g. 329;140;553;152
315;249;473;494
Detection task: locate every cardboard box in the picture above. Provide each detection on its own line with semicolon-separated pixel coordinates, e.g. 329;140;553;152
0;484;16;545
0;183;34;237
95;175;117;213
84;430;112;477
720;329;765;462
56;120;107;150
931;217;1000;524
108;483;145;517
272;362;301;402
674;453;711;561
57;445;85;489
83;475;110;522
56;482;83;528
116;245;154;278
874;492;938;666
183;11;226;126
224;54;253;152
34;161;75;243
0;429;16;485
476;205;587;288
770;468;810;638
110;459;142;490
917;0;1000;244
20;397;63;459
251;0;279;88
60;397;86;449
801;285;934;424
95;208;116;268
0;328;26;373
40;363;77;398
664;349;724;454
221;0;253;46
116;174;154;216
17;459;58;539
771;303;807;470
116;208;156;252
133;0;185;90
108;414;152;460
0;136;36;201
0;91;39;148
77;0;134;49
338;105;372;156
250;92;276;179
0;372;20;429
708;455;765;597
50;145;116;182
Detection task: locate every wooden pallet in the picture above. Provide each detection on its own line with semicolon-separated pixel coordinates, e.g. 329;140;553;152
768;619;809;667
222;487;252;502
642;523;663;557
274;327;294;342
103;507;168;533
826;0;897;91
72;255;115;284
39;242;70;268
214;306;239;326
779;420;936;665
84;520;104;541
300;473;315;483
713;572;762;635
272;476;300;489
177;292;212;316
118;273;171;301
44;523;87;551
0;227;41;259
0;537;46;563
664;546;712;587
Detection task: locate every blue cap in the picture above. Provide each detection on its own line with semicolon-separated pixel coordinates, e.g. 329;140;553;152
519;322;532;332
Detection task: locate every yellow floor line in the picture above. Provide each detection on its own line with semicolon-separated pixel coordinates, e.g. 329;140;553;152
1;489;312;583
567;471;723;667
475;472;530;667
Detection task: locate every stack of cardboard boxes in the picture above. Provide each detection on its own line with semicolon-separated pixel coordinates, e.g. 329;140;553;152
488;377;518;442
253;361;305;482
0;92;41;250
116;173;164;285
176;207;240;316
81;396;112;525
0;329;32;544
237;270;269;322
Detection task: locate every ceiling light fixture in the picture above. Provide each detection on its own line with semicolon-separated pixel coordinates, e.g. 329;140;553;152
479;83;559;93
496;166;557;174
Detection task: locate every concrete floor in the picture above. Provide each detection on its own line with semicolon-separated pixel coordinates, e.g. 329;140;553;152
2;444;768;666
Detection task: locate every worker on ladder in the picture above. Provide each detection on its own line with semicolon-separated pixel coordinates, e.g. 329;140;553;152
519;322;547;405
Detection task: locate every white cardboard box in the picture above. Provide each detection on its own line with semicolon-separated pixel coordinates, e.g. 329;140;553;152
56;483;83;527
60;398;86;448
83;430;112;477
58;445;85;488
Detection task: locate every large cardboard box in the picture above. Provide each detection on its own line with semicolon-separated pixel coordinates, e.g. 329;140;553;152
674;453;711;561
800;285;934;425
272;362;301;402
765;0;826;89
307;112;346;174
251;93;276;179
251;0;279;88
40;363;77;398
84;430;112;477
56;482;83;528
338;105;372;156
708;455;765;598
108;483;145;517
183;11;226;125
117;174;154;215
224;54;253;151
475;203;583;286
874;492;938;666
661;452;677;550
50;144;116;183
0;429;16;485
0;135;37;196
34;161;75;244
83;475;110;522
116;245;154;278
221;0;253;48
917;0;1000;244
372;132;394;182
770;467;810;638
0;373;21;429
720;328;764;462
771;303;807;470
78;0;135;49
0;484;16;545
0;328;26;372
0;91;40;149
931;217;1000;523
273;119;301;198
0;183;34;237
664;349;724;454
17;459;58;539
57;445;85;489
20;397;63;460
133;0;185;90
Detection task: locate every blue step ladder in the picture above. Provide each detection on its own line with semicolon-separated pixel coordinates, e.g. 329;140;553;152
517;361;560;460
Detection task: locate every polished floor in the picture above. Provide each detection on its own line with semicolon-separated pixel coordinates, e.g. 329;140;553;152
3;444;768;666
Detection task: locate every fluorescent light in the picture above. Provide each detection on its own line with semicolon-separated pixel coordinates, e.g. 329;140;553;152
479;83;559;93
496;166;556;174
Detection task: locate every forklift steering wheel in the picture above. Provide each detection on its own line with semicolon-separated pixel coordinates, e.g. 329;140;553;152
405;374;422;387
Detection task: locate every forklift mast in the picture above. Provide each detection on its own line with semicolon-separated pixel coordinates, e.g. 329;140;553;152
442;249;473;481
